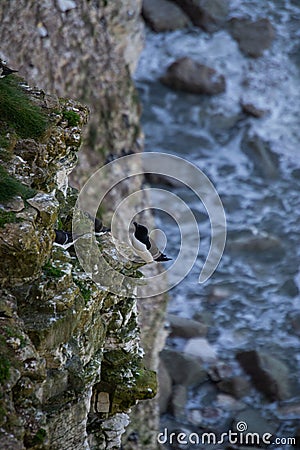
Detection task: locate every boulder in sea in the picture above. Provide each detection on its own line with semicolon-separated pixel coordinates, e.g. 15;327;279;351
158;359;172;414
170;384;188;419
217;376;251;399
142;0;191;32
229;18;275;58
160;349;208;386
160;57;226;95
241;102;269;118
173;0;229;32
167;313;208;338
184;337;217;363
236;350;291;401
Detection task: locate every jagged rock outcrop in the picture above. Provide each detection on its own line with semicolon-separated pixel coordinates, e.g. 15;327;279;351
0;3;167;449
0;81;156;450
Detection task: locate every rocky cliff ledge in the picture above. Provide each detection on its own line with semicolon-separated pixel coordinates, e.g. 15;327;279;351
0;79;156;450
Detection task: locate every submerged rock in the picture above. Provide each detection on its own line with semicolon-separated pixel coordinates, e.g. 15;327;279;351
160;57;226;95
158;359;172;414
229;18;275;58
241;133;279;179
236;350;291;401
170;384;187;419
184;337;217;362
167;313;208;338
217;376;251;399
160;349;208;386
241;102;269;118
173;0;229;32
142;0;191;32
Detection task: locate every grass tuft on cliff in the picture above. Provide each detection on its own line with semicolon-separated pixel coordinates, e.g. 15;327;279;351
0;165;36;203
0;76;48;138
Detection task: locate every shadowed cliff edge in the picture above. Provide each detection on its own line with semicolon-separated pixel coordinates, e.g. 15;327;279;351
0;78;157;450
0;2;167;449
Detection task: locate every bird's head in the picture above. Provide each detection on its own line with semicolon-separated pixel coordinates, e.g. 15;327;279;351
133;222;150;245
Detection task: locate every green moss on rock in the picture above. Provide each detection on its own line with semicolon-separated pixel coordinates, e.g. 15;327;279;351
0;165;36;203
0;210;22;228
0;76;48;138
42;261;65;279
62;110;81;126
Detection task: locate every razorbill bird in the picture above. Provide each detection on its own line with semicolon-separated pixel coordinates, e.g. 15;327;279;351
54;229;74;246
0;60;18;78
131;222;172;263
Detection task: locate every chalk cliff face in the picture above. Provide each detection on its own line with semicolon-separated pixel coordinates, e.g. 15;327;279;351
0;2;166;450
0;82;157;449
0;0;144;174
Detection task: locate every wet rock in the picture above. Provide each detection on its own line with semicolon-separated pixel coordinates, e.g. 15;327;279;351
241;133;279;178
218;376;251;399
229;18;275;58
233;407;278;436
288;311;300;337
142;0;191;32
184;337;217;362
216;393;246;412
241;102;268;118
160;349;208;386
173;0;229;32
277;401;300;418
207;286;230;303
160;57;226;95
144;172;183;188
228;233;283;254
280;279;299;298
188;405;224;427
158;359;172;414
170;384;187;419
167;313;208;339
209;361;234;382
236;350;291;401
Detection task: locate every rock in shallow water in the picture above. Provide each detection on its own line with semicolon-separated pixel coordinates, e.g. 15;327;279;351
160;57;226;95
173;0;229;32
158;359;172;414
160;348;208;386
236;349;291;401
142;0;191;32
229;18;275;58
184;337;217;362
167;313;208;338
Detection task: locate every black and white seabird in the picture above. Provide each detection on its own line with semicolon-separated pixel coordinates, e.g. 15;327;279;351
54;229;74;246
131;221;172;263
0;60;18;78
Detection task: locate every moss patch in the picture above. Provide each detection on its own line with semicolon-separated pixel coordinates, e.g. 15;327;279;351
43;261;64;278
73;278;91;303
0;165;36;203
32;428;47;445
0;76;48;138
62;110;80;127
0;210;22;228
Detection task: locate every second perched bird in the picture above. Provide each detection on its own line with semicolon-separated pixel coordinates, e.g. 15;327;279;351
0;59;18;78
131;221;171;263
